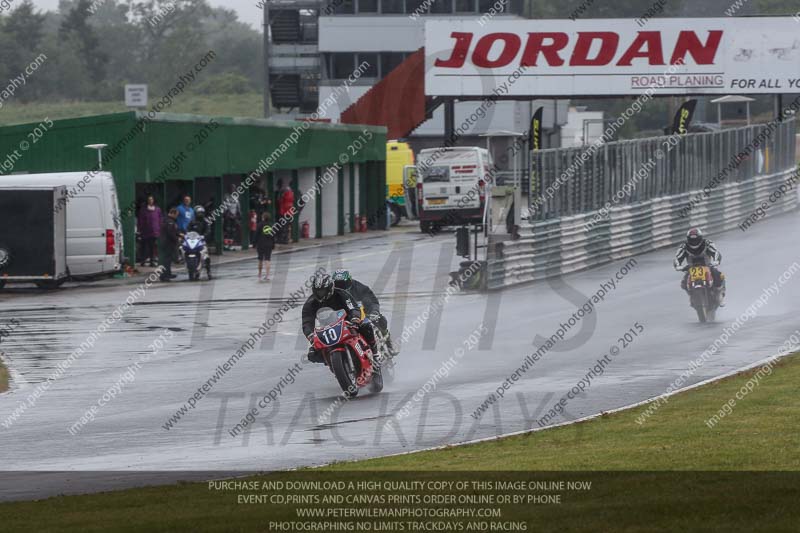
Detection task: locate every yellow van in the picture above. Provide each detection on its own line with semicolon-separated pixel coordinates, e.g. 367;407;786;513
386;140;414;225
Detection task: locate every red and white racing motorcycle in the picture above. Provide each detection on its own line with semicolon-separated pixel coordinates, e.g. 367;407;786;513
312;308;383;398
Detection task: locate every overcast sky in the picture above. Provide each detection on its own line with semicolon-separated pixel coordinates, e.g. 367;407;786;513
31;0;263;30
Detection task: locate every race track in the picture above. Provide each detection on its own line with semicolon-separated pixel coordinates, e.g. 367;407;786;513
1;212;799;500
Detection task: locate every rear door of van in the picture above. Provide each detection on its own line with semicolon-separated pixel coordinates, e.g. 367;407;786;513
100;175;123;273
66;194;107;277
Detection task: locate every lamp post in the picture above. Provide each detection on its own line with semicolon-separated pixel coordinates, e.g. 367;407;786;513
84;144;108;170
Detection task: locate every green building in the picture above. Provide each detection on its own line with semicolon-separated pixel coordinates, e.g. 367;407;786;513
0;112;387;263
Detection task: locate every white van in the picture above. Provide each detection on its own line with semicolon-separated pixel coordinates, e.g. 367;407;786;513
415;147;493;233
0;171;123;279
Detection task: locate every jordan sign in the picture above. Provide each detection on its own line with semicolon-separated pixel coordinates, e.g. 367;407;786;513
425;18;800;97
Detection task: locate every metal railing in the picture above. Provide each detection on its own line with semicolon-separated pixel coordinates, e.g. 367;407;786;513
492;169;530;196
529;119;797;220
489;169;799;289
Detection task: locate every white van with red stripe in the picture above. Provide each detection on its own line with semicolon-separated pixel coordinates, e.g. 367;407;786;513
415;147;492;233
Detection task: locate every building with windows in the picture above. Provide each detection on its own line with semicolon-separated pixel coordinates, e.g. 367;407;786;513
0;112;388;262
266;0;568;156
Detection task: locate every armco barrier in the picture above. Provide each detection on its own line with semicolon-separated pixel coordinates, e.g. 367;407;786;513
487;167;799;289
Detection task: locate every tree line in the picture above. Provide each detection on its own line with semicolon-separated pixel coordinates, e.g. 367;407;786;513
0;0;262;103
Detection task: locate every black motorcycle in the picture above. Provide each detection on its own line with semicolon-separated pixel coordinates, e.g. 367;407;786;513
680;258;722;323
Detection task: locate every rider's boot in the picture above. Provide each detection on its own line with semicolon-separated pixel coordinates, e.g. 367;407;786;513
368;341;381;364
385;333;398;358
306;346;323;364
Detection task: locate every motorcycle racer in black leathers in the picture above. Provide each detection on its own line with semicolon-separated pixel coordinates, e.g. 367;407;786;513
302;273;379;363
673;227;726;306
332;269;398;357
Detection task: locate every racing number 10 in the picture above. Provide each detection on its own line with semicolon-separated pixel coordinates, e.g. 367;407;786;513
321;328;338;344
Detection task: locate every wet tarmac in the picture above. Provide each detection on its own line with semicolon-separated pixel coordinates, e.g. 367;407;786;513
1;213;799;500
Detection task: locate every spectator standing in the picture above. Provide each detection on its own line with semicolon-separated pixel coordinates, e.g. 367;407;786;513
276;179;295;244
175;195;194;264
256;189;272;218
137;195;162;267
250;186;264;211
159;208;180;281
249;209;258;246
223;185;242;244
177;195;195;233
256;211;276;281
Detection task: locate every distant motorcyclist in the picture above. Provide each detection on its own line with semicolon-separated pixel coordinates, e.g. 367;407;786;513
673;227;725;305
302;273;379;363
187;205;212;279
332;269;397;356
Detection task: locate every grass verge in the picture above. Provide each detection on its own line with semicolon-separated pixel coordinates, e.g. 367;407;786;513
338;353;800;472
0;356;8;393
0;354;797;532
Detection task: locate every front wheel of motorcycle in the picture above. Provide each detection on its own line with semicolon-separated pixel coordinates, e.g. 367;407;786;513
369;362;384;394
380;358;395;385
331;348;359;399
695;306;708;323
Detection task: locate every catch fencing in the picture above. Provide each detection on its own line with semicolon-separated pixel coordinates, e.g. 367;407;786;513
529;120;796;220
486;120;798;289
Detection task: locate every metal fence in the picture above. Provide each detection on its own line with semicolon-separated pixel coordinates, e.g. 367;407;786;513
529;119;797;220
492;170;530;196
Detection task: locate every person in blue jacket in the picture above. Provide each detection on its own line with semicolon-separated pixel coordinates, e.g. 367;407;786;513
176;195;195;232
175;195;195;265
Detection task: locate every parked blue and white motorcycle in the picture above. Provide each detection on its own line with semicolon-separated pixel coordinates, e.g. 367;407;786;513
182;231;209;281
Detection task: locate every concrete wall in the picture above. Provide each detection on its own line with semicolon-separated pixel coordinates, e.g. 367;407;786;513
354;164;361;219
321;165;339;237
561;109;605;148
343;165;352;233
297;168;317;238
